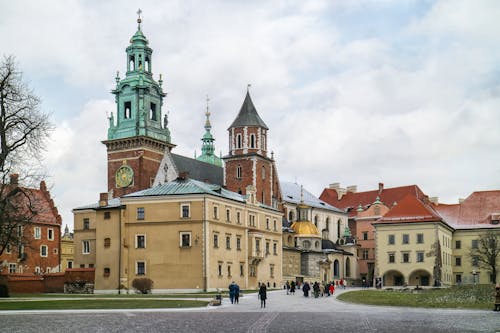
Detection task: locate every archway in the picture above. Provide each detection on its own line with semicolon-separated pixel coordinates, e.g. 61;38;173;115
409;269;431;286
383;270;405;286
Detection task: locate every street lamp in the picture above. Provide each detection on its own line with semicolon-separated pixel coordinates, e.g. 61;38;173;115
472;270;478;285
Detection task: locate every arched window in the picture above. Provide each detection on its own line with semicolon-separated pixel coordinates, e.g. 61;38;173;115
345;257;351;277
262;135;266;150
236;134;242;149
337;219;342;239
138;54;143;70
145;56;150;72
129;55;135;71
150;103;157;121
333;260;339;277
325;217;330;231
262;166;266;180
303;240;311;249
315;241;320;249
124;101;131;119
250;134;256;148
288;210;294;222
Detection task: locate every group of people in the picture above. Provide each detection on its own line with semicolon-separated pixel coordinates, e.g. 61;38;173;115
284;279;346;298
228;281;241;304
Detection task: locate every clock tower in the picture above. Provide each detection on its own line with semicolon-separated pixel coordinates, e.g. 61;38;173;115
103;11;174;197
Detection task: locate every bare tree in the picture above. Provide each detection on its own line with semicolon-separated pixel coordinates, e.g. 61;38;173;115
469;230;500;284
0;55;52;256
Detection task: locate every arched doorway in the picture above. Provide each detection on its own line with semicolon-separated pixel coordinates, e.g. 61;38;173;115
409;269;431;286
333;260;340;278
383;270;404;286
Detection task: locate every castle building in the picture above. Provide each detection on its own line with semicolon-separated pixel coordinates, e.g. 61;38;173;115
60;225;74;271
0;175;62;275
223;90;281;208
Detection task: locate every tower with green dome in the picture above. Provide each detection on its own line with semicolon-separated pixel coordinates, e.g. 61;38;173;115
103;10;175;198
196;98;223;167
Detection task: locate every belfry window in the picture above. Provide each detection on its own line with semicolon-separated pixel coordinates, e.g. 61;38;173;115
236;134;242;149
150;103;157;121
138;54;143;70
250;134;256;148
129;55;135;71
236;166;242;179
124;101;132;119
145;56;150;72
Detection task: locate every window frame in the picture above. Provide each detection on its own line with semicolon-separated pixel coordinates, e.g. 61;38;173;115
417;233;424;244
48;228;54;241
34;227;41;239
136;207;145;220
180;232;191;247
180;203;191;218
136;261;146;275
82;240;90;254
40;245;48;257
402;234;410;244
388;252;395;263
83;218;90;230
388;234;395;245
135;234;146;249
213;233;219;248
416;251;424;263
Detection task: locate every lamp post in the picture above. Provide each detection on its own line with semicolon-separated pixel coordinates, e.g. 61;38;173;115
472;270;478;285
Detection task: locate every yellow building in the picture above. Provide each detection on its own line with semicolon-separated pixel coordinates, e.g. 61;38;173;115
60;225;74;271
73;177;282;293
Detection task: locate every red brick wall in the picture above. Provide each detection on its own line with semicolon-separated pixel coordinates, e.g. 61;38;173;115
225;158;254;195
65;268;95;283
1;273;65;293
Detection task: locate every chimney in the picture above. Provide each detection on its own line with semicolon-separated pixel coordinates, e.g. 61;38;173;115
458;198;465;204
329;183;341;190
99;192;108;207
178;172;189;180
10;174;19;186
347;185;357;193
429;197;439;205
378;182;384;194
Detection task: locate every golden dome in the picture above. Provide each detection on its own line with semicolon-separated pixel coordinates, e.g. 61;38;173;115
290;221;320;237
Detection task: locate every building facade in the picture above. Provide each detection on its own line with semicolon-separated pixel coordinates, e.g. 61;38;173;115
60;225;74;271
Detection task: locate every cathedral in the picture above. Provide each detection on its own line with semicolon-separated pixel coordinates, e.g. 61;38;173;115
73;13;355;293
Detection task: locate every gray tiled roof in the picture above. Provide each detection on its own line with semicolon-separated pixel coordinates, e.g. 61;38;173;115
172;153;223;186
73;197;122;211
229;91;269;129
123;177;245;202
281;181;345;213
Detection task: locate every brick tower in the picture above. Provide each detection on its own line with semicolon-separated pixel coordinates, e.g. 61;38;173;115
102;12;175;197
223;89;281;208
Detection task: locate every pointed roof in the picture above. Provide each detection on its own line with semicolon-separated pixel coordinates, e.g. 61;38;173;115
375;195;442;224
229;91;268;130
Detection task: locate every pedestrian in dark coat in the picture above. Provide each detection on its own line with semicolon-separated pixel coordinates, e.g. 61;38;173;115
303;282;310;297
228;281;237;304
285;281;290;295
234;283;240;304
290;281;296;294
259;284;267;308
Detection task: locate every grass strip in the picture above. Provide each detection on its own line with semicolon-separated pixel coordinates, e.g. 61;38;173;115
0;299;209;310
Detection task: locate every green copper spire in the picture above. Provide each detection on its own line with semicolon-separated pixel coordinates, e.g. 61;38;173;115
196;96;223;167
107;10;171;144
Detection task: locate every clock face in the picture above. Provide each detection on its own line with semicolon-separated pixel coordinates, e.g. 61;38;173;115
115;165;134;188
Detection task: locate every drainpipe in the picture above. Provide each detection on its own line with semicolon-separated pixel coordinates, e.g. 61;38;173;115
203;197;207;291
118;207;122;295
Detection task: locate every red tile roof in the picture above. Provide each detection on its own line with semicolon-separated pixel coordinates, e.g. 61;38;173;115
375;195;442;224
319;184;426;217
434;190;500;226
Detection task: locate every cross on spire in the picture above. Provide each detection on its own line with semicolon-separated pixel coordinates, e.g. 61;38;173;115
205;95;210;117
137;8;142;29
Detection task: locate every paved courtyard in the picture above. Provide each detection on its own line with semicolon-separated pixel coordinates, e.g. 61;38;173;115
0;288;498;332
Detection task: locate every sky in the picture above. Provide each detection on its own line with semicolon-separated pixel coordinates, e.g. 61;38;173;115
1;0;500;230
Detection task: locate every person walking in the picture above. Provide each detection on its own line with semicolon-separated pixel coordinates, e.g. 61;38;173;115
313;282;320;298
285;281;290;295
259;283;267;308
290;281;296;295
228;281;237;304
329;282;335;295
303;282;310;297
234;283;240;304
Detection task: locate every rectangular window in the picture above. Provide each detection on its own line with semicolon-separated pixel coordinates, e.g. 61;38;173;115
226;235;231;250
388;234;395;245
236;237;241;251
104;212;111;219
104;238;111;248
455;257;462;266
402;234;409;244
136;261;145;275
48;228;54;241
5;243;11;254
402;252;410;263
240;263;244;276
255;239;261;252
471;239;478;249
180;232;191;247
455;274;462;284
273;219;277;231
82;240;90;254
34;227;41;239
218;263;222;276
68;261;73;269
270;264;275;278
362;249;369;260
40;245;48;257
273;242;277;255
9;263;16;274
213;206;219;219
416;252;424;263
265;241;270;255
213;234;219;248
181;204;190;218
455;240;461;249
227;265;232;277
226;209;231;222
83;218;89;230
417;233;424;244
137;207;145;220
89;264;94;268
472;256;479;266
236;211;241;224
388;253;395;263
249;214;256;227
266;218;270;230
362;232;368;241
136;235;146;249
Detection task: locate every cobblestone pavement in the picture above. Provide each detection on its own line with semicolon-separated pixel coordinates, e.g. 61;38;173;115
0;288;498;332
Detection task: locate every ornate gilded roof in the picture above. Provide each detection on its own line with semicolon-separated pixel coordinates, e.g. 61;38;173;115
290;221;320;237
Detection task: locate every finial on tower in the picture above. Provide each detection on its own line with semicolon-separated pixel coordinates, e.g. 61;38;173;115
300;185;304;203
137;8;142;29
247;83;251;92
205;95;212;129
